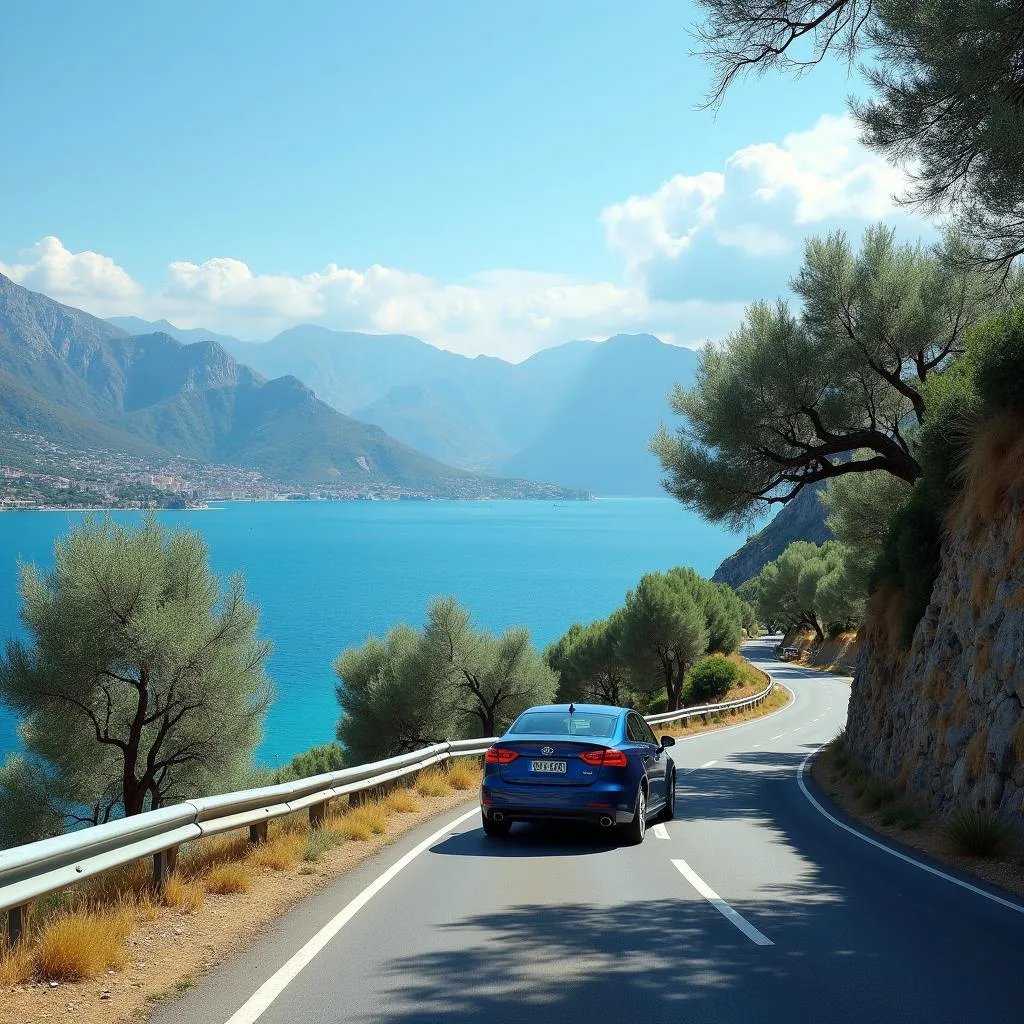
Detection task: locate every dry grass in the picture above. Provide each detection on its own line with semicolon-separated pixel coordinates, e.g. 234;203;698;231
202;863;253;895
974;639;993;677
952;413;1024;531
0;943;34;985
79;859;153;907
415;768;452;797
922;668;950;700
248;832;305;872
383;789;420;814
965;728;989;781
868;585;908;658
953;688;971;725
445;760;480;791
33;907;133;981
179;833;251;880
1011;716;1024;762
161;875;205;913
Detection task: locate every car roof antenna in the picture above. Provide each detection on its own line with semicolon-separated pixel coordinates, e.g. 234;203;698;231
568;703;575;714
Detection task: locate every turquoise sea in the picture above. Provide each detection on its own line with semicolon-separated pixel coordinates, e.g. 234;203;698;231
0;500;741;767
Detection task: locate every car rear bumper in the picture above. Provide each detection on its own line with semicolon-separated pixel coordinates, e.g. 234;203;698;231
480;782;636;825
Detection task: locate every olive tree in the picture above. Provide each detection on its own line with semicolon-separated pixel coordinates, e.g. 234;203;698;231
546;613;633;707
335;624;453;765
0;516;273;843
652;225;998;527
618;573;710;711
422;596;556;737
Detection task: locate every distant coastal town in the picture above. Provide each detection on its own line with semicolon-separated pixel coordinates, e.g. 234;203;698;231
0;432;588;510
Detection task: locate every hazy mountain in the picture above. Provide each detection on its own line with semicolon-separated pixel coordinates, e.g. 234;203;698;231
107;316;243;351
1;275;577;495
711;485;833;588
499;334;700;495
126;318;698;494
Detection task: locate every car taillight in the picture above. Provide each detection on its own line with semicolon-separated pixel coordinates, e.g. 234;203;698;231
579;748;628;767
485;747;519;764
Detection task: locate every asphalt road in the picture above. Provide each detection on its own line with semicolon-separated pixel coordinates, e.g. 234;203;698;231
157;637;1024;1024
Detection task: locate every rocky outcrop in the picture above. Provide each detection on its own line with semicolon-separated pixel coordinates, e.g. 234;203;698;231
846;418;1024;824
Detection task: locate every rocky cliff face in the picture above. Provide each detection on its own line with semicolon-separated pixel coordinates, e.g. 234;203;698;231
847;419;1024;824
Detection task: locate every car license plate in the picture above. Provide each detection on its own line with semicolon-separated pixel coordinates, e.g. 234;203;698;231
530;760;566;773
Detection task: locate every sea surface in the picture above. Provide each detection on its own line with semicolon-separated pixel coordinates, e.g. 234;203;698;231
0;499;742;767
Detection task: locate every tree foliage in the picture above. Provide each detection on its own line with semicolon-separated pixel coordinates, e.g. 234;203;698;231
750;540;861;639
693;0;1024;273
652;225;1001;527
618;573;710;712
335;597;555;763
545;613;634;707
0;516;273;844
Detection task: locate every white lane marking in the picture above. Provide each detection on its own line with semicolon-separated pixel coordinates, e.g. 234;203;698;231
223;807;480;1024
652;823;670;840
769;733;787;740
672;857;774;946
797;751;1024;918
751;743;761;748
681;759;718;776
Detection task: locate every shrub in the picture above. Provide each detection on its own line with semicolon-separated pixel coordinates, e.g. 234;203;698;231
860;779;894;811
880;801;924;830
0;943;34;985
415;769;451;797
446;761;479;791
944;807;1014;856
249;833;304;872
303;829;344;863
162;876;204;913
202;864;253;894
33;908;133;981
684;655;740;705
384;790;420;814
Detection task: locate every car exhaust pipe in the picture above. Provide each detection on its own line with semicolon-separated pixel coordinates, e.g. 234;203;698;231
599;816;614;828
491;811;505;823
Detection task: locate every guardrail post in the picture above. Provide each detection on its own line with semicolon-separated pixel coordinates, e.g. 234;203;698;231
5;904;26;947
249;821;268;845
308;800;328;828
152;845;178;894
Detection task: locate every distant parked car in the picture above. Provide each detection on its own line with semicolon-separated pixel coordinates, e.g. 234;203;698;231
480;703;676;845
782;646;800;661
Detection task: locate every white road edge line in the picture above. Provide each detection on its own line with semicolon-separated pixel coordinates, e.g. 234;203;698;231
652;823;670;840
671;857;774;946
797;749;1024;917
223;806;481;1024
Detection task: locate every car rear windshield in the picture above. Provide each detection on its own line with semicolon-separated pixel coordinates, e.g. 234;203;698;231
508;711;618;738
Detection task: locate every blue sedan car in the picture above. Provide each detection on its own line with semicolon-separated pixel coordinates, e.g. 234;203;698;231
480;703;676;844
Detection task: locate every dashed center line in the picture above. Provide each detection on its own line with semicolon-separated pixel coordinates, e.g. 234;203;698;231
672;858;774;946
652;823;670;840
769;733;787;740
682;759;718;775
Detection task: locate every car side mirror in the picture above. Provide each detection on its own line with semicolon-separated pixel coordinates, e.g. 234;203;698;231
659;735;675;748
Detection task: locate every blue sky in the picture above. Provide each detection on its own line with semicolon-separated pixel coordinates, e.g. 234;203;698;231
0;1;930;358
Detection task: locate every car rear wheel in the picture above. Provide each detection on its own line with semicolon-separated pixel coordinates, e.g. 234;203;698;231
660;769;676;822
482;814;512;838
620;786;647;845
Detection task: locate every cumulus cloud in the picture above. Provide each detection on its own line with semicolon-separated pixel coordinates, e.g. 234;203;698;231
601;114;917;282
0;115;934;360
0;236;142;306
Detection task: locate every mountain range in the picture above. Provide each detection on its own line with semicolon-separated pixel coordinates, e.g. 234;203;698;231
0;275;575;496
110;319;700;495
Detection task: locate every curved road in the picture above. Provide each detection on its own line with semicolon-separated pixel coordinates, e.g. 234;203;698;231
157;638;1024;1024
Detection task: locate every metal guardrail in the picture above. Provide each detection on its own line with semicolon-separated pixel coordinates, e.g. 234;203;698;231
0;672;774;943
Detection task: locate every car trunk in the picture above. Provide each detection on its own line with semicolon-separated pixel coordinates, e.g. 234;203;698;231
496;737;608;787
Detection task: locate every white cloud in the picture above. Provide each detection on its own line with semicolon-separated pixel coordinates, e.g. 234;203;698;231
0;236;142;305
0;115;931;361
601;114;913;271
